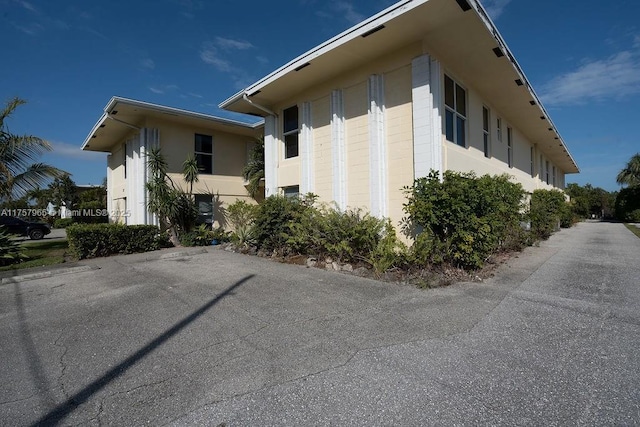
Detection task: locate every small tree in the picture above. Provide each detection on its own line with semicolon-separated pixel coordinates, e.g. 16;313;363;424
146;148;198;245
242;138;264;199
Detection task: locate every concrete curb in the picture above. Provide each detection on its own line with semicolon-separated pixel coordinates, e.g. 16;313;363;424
1;265;97;284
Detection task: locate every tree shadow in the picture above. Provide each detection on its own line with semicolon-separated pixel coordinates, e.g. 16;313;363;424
32;274;255;426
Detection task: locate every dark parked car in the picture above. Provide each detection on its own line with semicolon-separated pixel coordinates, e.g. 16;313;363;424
0;216;51;240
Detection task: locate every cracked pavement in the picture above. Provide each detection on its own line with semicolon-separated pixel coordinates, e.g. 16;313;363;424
1;222;640;425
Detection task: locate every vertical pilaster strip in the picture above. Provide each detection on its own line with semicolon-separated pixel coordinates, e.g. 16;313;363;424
264;115;278;197
106;155;113;222
429;57;443;178
368;74;387;218
125;135;136;225
142;128;159;226
331;90;347;210
300;102;314;194
412;54;443;179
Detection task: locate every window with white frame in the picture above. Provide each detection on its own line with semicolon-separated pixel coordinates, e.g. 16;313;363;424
545;160;550;184
482;106;490;158
283;185;299;198
195;134;213;174
507;127;513;168
496;117;502;143
530;147;535;177
539;154;544;181
552;166;556;187
195;194;213;225
283;105;299;159
444;75;466;147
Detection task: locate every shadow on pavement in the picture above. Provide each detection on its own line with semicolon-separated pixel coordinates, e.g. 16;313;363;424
31;274;255;426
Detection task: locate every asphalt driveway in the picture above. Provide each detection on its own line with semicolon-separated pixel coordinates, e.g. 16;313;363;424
1;222;639;425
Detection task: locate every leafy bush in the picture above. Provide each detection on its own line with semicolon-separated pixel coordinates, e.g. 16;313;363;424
252;194;315;254
0;226;26;266
227;200;258;245
402;171;526;269
180;224;230;247
615;186;640;222
53;218;75;228
530;189;569;240
67;223;162;259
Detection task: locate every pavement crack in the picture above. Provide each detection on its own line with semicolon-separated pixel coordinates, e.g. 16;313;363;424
54;326;71;399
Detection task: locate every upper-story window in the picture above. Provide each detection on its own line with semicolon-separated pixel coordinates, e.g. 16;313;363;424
545;160;550;184
496;117;502;143
530;147;535;177
195;133;213;174
482;106;490;158
283;105;299;159
444;75;466;147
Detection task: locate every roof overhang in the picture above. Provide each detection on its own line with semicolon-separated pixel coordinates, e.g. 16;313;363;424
82;97;263;153
219;0;578;174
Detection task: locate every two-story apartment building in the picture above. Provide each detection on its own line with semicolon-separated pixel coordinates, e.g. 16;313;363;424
219;0;579;228
81;97;263;226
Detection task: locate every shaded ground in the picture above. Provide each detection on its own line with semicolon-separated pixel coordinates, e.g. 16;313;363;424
1;222;639;425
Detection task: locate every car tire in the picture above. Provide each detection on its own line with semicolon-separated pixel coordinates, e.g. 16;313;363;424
29;229;45;240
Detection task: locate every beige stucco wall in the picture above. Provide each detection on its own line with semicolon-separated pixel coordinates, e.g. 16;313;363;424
105;118;260;226
264;41;568;232
311;95;333;201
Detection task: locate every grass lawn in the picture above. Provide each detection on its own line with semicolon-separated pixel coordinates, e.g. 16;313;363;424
0;240;72;271
625;223;640;239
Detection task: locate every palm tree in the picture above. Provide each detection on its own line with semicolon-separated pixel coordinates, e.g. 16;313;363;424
242;137;264;199
0;97;63;199
617;153;640;187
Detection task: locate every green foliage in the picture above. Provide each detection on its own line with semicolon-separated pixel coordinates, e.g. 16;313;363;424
615;186;640;222
0;226;26;266
402;171;526;269
530;189;569;240
227;200;258;245
66;223;162;259
146;148;199;241
565;183;616;219
0;97;64;198
53;218;74;228
180;224;230;247
616;153;640;187
252;194;312;254
242;138;265;199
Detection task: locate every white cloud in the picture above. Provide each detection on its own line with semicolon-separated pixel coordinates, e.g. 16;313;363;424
50;141;107;160
14;0;37;13
149;87;164;94
200;44;232;72
13;22;43;36
540;47;640;106
215;36;254;50
140;58;155;70
333;2;365;25
482;0;511;20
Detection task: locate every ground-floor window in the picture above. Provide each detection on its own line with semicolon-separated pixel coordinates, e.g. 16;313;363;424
195;194;213;225
283;186;300;198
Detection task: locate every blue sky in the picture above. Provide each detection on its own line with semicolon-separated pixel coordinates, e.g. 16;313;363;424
1;0;638;191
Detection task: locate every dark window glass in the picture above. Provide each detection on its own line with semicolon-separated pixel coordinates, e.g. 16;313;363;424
444;75;454;109
283;106;299;134
195;194;213;225
195;134;213;153
445;110;454;142
283;186;300;198
456;84;466;117
483;107;489;131
456;116;465;147
285;134;299;159
196;153;213;174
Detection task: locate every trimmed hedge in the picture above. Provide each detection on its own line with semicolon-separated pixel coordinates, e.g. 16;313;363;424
67;223;163;259
53;218;75;229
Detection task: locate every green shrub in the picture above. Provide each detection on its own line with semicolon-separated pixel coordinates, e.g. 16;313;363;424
67;223;162;259
227;200;258;245
628;209;640;223
530;189;569;240
402;171;526;269
615;186;640;221
53;218;75;228
253;194;315;254
0;226;26;266
180;225;230;247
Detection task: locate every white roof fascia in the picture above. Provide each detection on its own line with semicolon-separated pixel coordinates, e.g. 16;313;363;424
81;112;108;150
219;0;420;108
107;96;263;129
